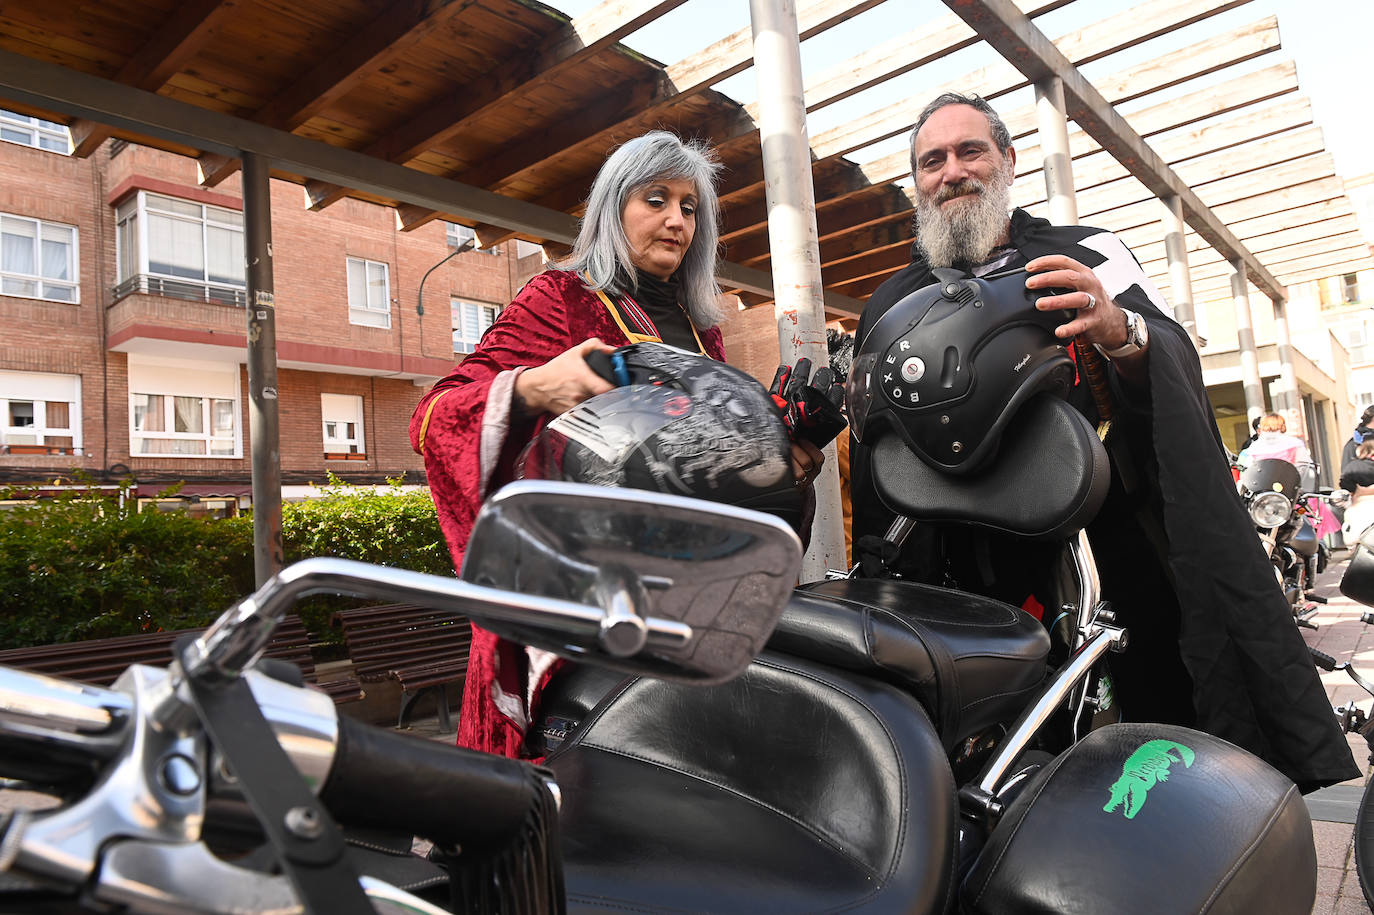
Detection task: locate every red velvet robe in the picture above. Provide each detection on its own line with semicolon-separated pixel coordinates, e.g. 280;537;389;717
410;269;725;758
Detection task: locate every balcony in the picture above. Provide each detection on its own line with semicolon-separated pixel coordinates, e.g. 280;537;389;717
112;274;246;308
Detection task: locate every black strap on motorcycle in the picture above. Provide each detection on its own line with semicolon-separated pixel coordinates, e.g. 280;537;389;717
175;636;374;915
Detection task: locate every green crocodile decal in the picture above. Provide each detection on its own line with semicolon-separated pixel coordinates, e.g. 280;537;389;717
1102;739;1195;820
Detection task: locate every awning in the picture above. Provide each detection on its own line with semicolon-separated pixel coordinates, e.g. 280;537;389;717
136;483;252;500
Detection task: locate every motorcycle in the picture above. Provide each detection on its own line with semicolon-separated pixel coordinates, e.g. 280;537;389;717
0;270;1324;913
1237;457;1346;628
1309;523;1374;909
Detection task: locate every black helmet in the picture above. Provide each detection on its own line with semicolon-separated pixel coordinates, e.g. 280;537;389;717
517;343;801;525
847;267;1075;475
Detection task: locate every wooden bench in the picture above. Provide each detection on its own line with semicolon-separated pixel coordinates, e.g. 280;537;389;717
0;616;363;705
332;603;472;730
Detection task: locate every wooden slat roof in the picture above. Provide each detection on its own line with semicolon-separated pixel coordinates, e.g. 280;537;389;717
0;0;1369;320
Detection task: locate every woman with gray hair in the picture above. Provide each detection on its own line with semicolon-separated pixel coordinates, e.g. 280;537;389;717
411;130;821;759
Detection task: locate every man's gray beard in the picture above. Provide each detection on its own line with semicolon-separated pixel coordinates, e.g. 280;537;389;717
914;171;1013;268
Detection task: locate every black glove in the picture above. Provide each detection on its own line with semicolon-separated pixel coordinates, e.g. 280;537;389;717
768;357;847;449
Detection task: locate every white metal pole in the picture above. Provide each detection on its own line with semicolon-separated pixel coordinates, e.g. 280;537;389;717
1271;297;1300;420
1161;195;1198;348
1034;77;1078;227
1230;261;1265;423
749;0;843;580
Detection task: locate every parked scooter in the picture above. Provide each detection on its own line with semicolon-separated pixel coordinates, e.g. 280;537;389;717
1237;457;1346;628
0;271;1324;914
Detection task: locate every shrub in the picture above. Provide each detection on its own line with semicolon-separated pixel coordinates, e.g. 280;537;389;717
279;475;450;638
0;475;449;649
0;481;255;647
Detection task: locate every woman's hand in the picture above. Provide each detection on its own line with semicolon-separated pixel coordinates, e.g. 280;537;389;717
792;439;825;489
514;338;617;418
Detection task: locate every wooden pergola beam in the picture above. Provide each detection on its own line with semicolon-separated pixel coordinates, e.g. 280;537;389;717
302;0;689;209
69;0;236;157
197;0;486;186
431;0;886;239
1015;72;1306;184
944;0;1284;299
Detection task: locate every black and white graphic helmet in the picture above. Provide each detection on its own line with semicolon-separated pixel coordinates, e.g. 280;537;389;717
517;344;801;524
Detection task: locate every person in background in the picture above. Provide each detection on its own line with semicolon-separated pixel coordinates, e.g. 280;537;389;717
1236;413;1314;473
411;131;824;759
1340;441;1374;541
1342;405;1374;468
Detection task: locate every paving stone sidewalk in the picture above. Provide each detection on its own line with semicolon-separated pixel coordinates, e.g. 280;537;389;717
1303;552;1374;914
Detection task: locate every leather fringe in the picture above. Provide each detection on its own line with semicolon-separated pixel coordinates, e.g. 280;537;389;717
435;765;566;914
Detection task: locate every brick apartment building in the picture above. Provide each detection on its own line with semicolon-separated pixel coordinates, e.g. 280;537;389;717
0;111;547;516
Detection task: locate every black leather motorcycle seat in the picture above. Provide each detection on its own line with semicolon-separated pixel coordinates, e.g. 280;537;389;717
546;653;957;914
769;579;1050;752
963;722;1317;914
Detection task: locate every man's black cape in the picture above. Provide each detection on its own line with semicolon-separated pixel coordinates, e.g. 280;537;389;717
851;209;1357;791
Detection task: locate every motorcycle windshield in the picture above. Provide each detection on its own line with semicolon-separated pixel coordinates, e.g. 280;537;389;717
1239;457;1301;498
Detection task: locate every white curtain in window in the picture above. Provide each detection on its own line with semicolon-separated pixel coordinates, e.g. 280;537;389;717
206;224;243;285
134;394;166;432
173;396;203;433
2;216;35;274
147;213;204;279
40;227;70;280
366;261;387;308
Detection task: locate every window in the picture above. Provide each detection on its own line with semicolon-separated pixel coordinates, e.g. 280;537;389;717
1335;320;1374;366
114;191;245;306
322;393;365;457
0;370;80;455
347;257;391;328
515;240;544;260
445;222;498;255
1344;273;1361;305
128;357;239;458
452;298;501;354
0;109;69;154
1;213;78;303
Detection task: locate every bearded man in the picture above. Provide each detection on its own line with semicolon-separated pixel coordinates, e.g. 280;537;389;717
849;92;1356;792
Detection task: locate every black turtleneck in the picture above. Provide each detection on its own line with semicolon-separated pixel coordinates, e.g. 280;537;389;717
622;269;701;353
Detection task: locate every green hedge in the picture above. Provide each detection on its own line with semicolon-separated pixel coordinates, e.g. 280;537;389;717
0;476;450;649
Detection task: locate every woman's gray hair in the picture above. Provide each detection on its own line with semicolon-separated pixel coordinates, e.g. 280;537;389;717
556;130;726;328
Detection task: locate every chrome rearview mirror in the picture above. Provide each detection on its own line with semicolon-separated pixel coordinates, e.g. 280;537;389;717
461;481;803;684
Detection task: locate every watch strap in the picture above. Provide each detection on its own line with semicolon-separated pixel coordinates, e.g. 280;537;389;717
1096;309;1145;359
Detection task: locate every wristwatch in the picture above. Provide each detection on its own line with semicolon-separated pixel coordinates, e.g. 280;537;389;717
1097;308;1148;359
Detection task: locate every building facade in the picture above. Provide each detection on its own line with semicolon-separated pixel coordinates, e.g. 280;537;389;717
0;118;545;515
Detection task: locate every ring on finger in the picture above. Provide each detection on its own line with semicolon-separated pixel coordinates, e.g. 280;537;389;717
1082;292;1096;310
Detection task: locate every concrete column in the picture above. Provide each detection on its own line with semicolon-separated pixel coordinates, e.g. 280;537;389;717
1161;195;1197;348
749;0;843;580
243;152;283;586
1271;296;1301;422
1034;77;1078;227
1230;260;1265;422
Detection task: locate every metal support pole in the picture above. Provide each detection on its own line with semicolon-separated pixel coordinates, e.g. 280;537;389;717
1033;77;1077;226
749;0;843;580
1161;195;1197;348
1271;297;1301;421
243;152;283;586
1230;260;1265;422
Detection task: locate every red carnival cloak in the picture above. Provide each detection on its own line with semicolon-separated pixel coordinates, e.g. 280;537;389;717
410;269;724;758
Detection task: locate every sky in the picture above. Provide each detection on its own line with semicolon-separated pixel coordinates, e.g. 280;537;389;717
546;0;1374;182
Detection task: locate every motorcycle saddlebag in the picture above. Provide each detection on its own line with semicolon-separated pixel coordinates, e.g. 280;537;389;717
961;723;1315;915
1341;522;1374;606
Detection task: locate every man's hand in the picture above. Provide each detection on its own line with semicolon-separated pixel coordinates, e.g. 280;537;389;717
513;337;617;417
769;357;848;450
1023;254;1132;351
